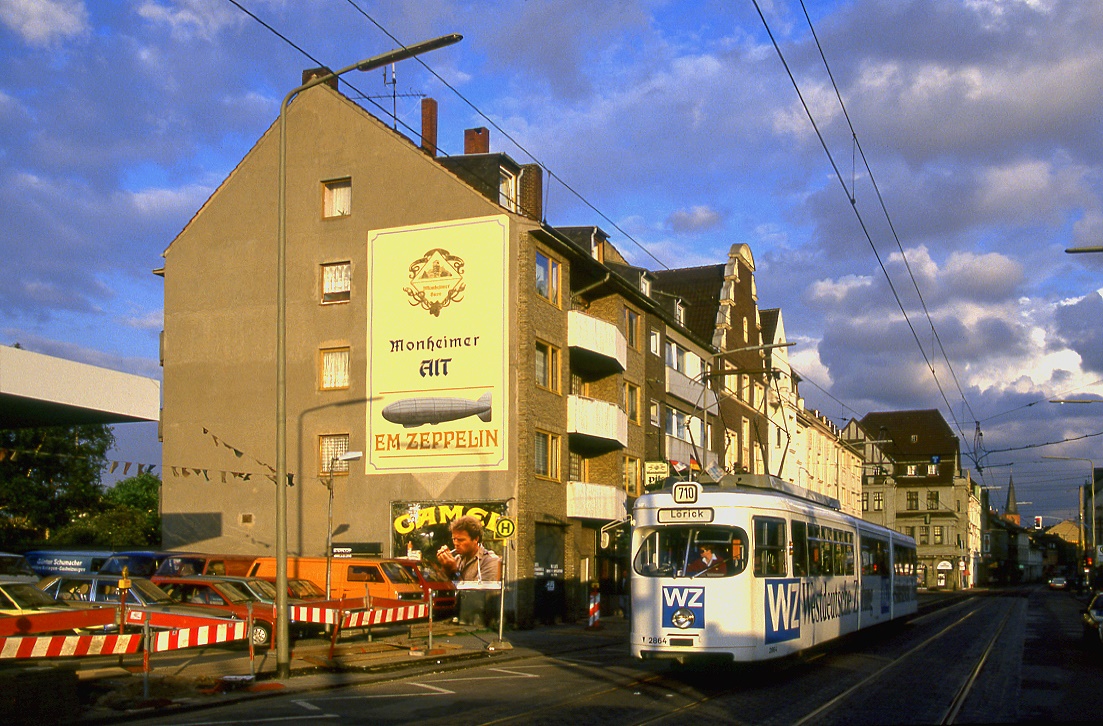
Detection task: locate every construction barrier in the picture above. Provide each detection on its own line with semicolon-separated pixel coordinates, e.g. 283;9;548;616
289;600;428;628
587;581;602;630
0;606;117;637
1;633;142;659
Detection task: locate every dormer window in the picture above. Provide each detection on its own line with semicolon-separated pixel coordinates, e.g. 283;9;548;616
640;276;651;296
675;301;686;326
499;168;517;211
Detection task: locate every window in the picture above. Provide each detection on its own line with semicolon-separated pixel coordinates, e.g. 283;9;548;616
319;433;351;475
907;464;918;476
743;317;749;343
927;463;938;476
649;400;660;427
499;168;517;211
906;490;919;510
903;526;916;540
753;517;787;577
675;301;685;326
321;262;351;303
927;491;939;511
535;340;560;391
320;347;350;390
919;526;929;545
862;492;869;511
535;251;560;305
624;383;640;423
626;309;640;349
568;452;585;482
623;456;641;496
933;526;944;545
323;178;352;217
535;430;560;479
665;341;687;373
873;492;884;511
641;276;651;296
649;328;660;355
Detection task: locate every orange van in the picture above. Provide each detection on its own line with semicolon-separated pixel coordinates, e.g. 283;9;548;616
248;556;425;604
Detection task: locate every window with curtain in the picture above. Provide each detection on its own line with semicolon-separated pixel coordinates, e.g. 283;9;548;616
319;433;350;474
323;178;352;217
320;347;350;390
321;262;351;303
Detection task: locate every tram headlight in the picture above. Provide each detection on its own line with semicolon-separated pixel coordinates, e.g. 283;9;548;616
671;607;695;629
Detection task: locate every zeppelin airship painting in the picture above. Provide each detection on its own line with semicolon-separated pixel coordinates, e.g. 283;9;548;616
368;215;509;473
382;392;492;428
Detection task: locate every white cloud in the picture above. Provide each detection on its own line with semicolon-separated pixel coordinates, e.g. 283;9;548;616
0;0;88;46
135;0;244;41
666;205;724;233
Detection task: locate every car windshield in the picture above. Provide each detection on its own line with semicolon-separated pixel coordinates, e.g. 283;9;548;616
213;581;251;603
101;555;159;576
288;579;325;598
130;579;173;604
415;561;452;583
0;555;36;577
158;556;205;576
633;526;749;578
381;562;420;584
1;583;61;608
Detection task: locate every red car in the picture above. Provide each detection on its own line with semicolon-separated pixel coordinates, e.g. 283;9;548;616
152;575;277;646
390;558;457;617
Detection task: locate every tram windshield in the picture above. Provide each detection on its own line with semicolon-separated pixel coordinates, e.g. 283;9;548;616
633;526;749;578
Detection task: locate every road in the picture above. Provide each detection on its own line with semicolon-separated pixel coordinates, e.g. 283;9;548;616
126;587;1103;725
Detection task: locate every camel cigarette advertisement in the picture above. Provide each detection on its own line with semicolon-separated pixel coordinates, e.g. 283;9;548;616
367;216;510;473
391;500;509;563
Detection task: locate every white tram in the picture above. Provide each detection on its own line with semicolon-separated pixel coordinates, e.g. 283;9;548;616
630;474;917;662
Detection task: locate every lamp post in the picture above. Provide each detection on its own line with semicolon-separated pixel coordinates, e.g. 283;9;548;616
325;451;362;600
1066;246;1103;254
275;33;461;679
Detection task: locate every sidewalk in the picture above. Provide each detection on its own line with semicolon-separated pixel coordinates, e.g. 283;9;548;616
73;615;630;722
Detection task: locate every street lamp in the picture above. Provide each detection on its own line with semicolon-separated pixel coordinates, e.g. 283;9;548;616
325;450;362;600
275;33;461;679
1066;246;1103;254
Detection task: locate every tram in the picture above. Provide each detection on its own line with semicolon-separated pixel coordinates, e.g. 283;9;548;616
630;474;917;662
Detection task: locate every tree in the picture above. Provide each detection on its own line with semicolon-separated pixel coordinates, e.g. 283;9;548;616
51;472;162;549
0;424;114;547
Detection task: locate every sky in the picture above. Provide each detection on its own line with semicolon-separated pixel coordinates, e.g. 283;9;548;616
2;0;1102;529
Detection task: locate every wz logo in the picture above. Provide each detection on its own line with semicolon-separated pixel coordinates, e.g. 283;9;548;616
662;586;705;629
764;579;801;643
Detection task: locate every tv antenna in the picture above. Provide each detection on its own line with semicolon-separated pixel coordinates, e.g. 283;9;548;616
355;62;426;130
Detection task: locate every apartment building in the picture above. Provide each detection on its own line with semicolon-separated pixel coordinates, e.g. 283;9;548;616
158;71;714;624
843;409;983;589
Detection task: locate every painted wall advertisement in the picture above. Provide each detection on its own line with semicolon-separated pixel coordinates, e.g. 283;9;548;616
391;500;509;563
368;216;510;473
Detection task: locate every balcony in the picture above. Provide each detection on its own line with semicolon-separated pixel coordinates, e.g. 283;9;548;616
666;367;719;412
567;395;628;451
665;435;718;471
568;310;626;376
566;480;628;520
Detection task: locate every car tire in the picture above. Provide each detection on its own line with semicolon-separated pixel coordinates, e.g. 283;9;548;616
251;622;272;647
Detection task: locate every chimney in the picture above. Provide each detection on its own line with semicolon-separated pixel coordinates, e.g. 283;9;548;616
464;127;490;154
519;163;543;222
421;98;438;157
301;67;339;90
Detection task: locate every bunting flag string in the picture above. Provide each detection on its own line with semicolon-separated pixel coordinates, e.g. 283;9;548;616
0;446;156;477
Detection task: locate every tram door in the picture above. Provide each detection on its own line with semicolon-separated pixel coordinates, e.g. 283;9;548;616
534;523;566;624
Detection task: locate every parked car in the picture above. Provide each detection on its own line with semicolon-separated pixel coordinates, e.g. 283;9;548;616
24;549;113;577
99;551;176;577
154;553;257;577
1081;592;1103;641
391;558;457;616
152;575;277;646
0;551;39;583
0;581;74;616
248;556;426;604
1049;575;1068;590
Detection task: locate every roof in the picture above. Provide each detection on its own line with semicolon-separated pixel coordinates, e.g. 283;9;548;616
0;346;160;429
651;264;726;343
859;409;959;459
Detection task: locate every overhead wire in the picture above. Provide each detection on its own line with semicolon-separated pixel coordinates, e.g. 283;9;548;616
751;0;978;464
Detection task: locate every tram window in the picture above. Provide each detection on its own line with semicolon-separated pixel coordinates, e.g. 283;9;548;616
753;517;787;577
808;523;822;577
821;532;834;576
861;536;888;576
791;520;808;577
833;530;845;575
844;531;855;576
632;527;749;578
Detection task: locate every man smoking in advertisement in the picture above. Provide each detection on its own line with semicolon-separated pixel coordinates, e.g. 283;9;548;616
437;515;501;583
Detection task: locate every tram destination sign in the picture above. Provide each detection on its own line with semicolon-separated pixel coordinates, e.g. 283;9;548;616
657;507;714;523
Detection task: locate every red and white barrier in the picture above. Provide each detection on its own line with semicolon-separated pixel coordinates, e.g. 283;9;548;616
290;601;428;628
147;620;246;652
0;606;117;637
0;633;141;659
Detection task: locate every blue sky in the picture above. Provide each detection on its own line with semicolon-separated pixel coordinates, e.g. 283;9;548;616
2;0;1102;527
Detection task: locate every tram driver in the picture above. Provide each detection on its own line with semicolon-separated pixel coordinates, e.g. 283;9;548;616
687;543;727;576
